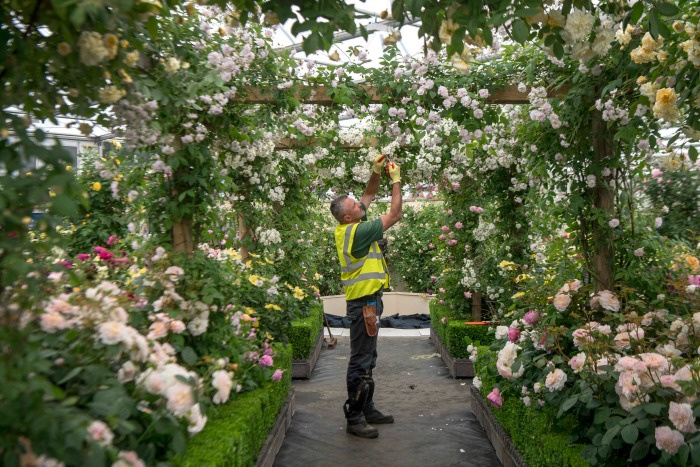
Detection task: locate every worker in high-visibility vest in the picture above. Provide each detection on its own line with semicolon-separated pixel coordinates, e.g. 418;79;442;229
330;154;403;439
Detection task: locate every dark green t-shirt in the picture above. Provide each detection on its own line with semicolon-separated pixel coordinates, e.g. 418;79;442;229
351;203;384;258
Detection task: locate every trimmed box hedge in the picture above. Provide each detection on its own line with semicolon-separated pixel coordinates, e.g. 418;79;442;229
473;347;589;467
178;343;292;467
430;300;494;358
288;300;324;360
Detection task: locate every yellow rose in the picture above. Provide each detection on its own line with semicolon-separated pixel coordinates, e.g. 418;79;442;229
293;286;305;300
265;304;282;311
248;275;261;286
91;182;102;191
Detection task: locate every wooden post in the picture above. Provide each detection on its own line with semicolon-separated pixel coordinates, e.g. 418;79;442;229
472;291;482;322
238;212;250;262
591;109;615;292
172;216;194;253
170;137;195;254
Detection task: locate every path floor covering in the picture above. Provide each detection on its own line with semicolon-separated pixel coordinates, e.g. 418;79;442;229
273;336;501;467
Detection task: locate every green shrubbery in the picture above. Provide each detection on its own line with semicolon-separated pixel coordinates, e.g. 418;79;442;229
474;347;588;467
384;203;442;293
289;301;324;360
179;344;292;467
430;300;494;358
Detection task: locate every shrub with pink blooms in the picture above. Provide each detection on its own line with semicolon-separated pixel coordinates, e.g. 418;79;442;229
478;262;700;465
0;246;296;464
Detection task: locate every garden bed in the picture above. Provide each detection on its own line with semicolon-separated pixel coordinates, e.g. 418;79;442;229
430;325;474;378
291;328;323;379
289;301;325;379
469;386;526;467
429;300;494;378
179;344;293;467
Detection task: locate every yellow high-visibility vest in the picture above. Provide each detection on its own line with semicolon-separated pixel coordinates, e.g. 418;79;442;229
335;222;389;300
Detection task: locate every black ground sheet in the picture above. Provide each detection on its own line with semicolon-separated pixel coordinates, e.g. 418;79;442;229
325;313;431;329
273;337;501;467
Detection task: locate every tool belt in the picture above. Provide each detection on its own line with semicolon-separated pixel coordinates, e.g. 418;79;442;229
362;302;378;337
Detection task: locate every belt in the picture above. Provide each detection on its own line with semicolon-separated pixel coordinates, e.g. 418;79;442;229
347;290;383;303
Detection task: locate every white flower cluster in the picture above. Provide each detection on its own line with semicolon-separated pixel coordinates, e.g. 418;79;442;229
472;217;496;242
459;258;478;289
528;87;562;128
256;227;282;246
595;97;630;124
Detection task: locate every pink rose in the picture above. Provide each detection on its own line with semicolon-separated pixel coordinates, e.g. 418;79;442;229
259;355;273;367
76;253;91;261
507;327;520;342
523;310;539;326
272;369;284;382
455;222;463;229
93;246;107;254
486;388;504;408
464;292;472;299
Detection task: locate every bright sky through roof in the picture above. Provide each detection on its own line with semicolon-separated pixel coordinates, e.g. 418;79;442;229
271;0;426;69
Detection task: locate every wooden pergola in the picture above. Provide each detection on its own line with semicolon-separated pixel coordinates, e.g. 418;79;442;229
175;82;613;322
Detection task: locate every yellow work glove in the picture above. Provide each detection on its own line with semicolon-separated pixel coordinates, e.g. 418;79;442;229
373;154;387;174
386;162;400;183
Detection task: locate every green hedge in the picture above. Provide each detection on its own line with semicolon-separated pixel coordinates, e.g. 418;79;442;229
430;300;494;358
474;347;589;467
289;300;324;360
179;343;292;467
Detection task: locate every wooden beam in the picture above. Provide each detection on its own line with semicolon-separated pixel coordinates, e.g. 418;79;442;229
274;137;390;150
239;84;570;106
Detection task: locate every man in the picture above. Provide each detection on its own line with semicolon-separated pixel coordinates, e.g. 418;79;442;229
329;154;403;439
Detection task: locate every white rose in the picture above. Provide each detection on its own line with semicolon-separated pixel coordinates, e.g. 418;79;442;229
545;368;568;392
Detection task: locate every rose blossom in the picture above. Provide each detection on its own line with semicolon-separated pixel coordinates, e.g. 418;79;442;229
507;327;521;342
655;426;685;455
609;218;620;228
212;370;233;404
545;368;568;392
487;388;504;408
552;293;571;311
568;352;586;373
668;402;697;433
496;342;524;380
170;320;186;333
272;369;284;382
259;355;274;367
86;420;114;446
634;248;645;257
522;310;539;326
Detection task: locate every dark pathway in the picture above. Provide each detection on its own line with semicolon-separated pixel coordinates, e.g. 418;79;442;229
273;337;501;467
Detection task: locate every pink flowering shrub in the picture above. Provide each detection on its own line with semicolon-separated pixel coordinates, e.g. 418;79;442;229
0;247;293;464
480;262;700;465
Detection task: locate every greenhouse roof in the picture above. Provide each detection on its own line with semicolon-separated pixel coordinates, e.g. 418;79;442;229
271;0;425;69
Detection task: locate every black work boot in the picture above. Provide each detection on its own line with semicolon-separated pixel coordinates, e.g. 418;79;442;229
364;409;394;424
347;422;379;438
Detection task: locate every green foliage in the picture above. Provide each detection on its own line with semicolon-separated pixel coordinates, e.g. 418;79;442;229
178;344;292;467
384;203;442;293
289;301;324;360
430;300;494;358
474;348;589;467
642;164;700;243
67;147;138;255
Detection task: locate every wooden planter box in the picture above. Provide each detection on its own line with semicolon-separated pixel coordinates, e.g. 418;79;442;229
291;328;324;379
254;388;296;467
469;386;526;467
430;325;474;378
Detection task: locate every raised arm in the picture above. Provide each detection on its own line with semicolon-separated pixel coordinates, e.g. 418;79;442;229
360;154;386;210
380;162;402;231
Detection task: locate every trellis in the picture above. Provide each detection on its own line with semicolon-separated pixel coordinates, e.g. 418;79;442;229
177;82;615;321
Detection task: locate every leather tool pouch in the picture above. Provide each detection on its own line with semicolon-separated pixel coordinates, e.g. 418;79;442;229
362;303;378;337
